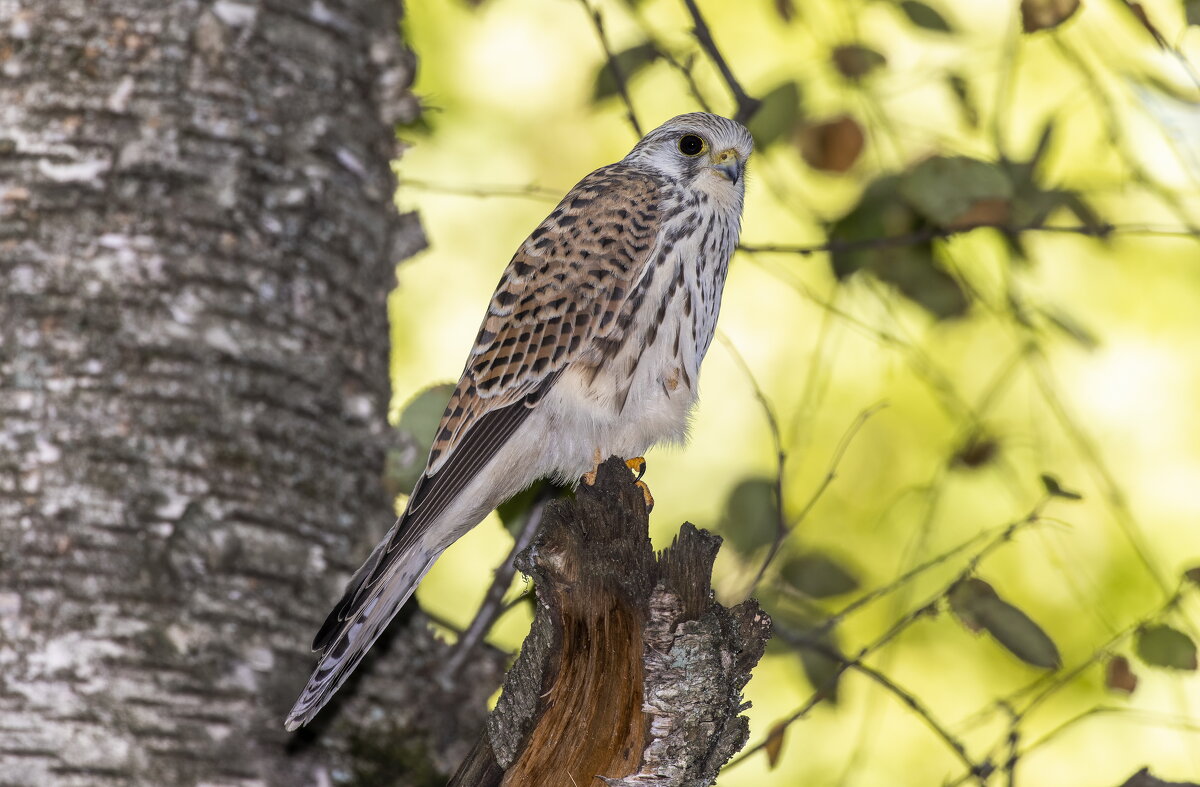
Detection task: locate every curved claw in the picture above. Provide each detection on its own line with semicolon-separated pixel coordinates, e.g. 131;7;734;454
635;479;654;512
625;456;647;481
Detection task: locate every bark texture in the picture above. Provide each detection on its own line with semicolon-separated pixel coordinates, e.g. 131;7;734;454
0;1;500;784
450;458;772;787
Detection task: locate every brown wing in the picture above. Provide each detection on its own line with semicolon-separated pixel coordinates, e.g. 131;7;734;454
428;163;666;472
310;164;667;651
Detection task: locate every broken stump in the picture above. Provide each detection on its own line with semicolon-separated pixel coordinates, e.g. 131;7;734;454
450;457;772;787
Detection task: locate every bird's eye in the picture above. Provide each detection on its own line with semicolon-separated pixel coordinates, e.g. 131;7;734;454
678;134;706;157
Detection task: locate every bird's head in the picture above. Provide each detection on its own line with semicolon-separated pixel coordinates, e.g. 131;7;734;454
624;112;754;206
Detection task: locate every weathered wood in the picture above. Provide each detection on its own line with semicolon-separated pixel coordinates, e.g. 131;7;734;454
451;457;772;787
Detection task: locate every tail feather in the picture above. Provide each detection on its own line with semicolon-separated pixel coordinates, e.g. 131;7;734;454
311;516;401;652
285;541;439;731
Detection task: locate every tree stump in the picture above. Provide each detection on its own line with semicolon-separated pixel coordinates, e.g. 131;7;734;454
451;457;772;787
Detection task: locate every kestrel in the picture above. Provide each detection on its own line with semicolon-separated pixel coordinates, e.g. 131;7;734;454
286;113;753;730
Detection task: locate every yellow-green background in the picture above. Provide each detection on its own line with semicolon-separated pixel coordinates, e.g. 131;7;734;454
390;0;1200;784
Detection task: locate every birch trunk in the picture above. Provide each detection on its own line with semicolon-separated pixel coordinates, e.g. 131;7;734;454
0;2;498;784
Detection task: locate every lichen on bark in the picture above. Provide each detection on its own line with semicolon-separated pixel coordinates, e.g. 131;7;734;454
0;1;498;784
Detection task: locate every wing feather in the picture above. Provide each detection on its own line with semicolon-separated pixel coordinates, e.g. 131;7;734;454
290;163;669;729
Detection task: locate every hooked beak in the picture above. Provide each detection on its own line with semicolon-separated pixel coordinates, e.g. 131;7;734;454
710;148;744;185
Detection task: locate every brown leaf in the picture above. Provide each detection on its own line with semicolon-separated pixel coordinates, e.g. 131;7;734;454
953;433;999;469
764;720;788;768
1106;655;1139;694
1020;0;1081;33
798;115;865;173
947;197;1012;229
832;44;886;80
1184;566;1200;587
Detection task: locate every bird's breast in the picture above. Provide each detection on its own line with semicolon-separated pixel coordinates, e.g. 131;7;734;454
542;205;738;471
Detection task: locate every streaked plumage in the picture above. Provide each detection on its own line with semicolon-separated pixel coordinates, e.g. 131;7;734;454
286;113;753;731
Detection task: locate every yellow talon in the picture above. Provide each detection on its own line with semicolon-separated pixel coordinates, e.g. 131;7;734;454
625;456;647;480
636;479;655;512
582;448;604;485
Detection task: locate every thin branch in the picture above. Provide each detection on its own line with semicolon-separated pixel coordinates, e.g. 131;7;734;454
398;177;562;202
716;334;786;597
724;499;1056;767
679;0;761;123
822;498;1048;635
580;0;643;137
437;492;552;688
737;222;1200;258
662;51;713;113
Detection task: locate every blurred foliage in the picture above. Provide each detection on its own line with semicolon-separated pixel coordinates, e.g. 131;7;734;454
392;0;1200;784
384;383;456;498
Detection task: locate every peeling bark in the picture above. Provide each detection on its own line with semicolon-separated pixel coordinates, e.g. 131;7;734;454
0;1;499;784
450;458;772;787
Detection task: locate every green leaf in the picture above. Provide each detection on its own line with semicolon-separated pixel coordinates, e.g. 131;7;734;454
978;596;1062;669
592;43;660;102
900;156;1013;228
797;627;844;703
781;552;860;598
829;175;968;320
496;480;558;536
1136;625;1198;671
1040;473;1083;500
384;383;455;498
719;478;779;556
899;1;953;32
950;578;1062;669
746;81;803;149
949;577;997;632
832;44;887;80
946;72;978;128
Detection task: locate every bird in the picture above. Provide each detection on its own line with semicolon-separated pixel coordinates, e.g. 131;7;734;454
285;112;753;731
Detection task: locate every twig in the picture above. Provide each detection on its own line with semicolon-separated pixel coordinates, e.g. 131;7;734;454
730;498;1052;773
747;402;885;593
736;222;1200;258
398;177;562;202
662;51;713;113
716;334;786;596
437;492;552;687
580;1;643;136
679;0;761;123
737;613;992;783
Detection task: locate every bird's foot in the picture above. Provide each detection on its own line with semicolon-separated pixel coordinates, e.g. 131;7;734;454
625;457;653;511
635;480;655;512
581;454;653;511
581;448;604;486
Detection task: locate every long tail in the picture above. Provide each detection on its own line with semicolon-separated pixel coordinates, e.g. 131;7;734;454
284;518;440;731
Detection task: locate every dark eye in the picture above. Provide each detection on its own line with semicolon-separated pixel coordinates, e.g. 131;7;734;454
678;134;706;157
